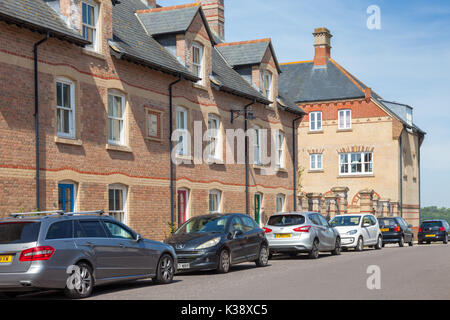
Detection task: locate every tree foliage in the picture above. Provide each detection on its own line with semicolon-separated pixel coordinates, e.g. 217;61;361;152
421;207;450;224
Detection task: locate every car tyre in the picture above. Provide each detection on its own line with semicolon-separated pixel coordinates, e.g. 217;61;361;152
331;237;341;255
375;236;383;250
308;239;320;259
153;254;175;285
399;236;405;247
409;237;414;246
355;237;364;252
64;262;94;299
444;234;448;245
217;249;231;274
255;244;269;267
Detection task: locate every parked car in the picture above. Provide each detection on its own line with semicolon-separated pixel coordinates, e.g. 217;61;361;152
165;214;269;273
0;211;176;299
418;220;449;244
264;212;341;259
329;214;383;251
378;217;414;247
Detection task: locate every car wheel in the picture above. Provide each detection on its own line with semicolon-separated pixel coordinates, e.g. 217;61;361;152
375;236;383;250
399;236;405;247
444;234;448;245
308;239;320;259
217;249;231;273
64;262;94;299
409;236;414;246
418;240;423;245
331;238;341;255
255;244;269;267
355;237;364;252
153;254;175;285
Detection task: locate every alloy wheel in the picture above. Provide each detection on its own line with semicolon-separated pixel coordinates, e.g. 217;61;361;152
160;255;174;282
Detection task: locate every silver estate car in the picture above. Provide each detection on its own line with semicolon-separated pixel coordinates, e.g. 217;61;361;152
264;212;341;259
0;211;177;299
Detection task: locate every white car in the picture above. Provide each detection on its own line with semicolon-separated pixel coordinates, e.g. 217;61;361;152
329;214;383;251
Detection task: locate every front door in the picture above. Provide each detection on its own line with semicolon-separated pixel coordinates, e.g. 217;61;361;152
178;190;188;227
254;194;262;226
58;184;74;212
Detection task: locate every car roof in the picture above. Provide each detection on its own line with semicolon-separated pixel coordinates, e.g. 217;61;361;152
270;212;311;216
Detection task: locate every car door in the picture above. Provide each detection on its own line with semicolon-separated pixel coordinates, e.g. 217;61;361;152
308;214;327;251
317;214;336;250
73;219;120;280
227;216;247;263
398;218;413;242
102;220;157;276
361;216;374;244
240;215;263;261
368;216;379;244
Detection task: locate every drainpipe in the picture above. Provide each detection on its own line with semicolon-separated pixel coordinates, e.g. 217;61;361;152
34;33;50;211
292;115;304;211
244;99;256;215
169;75;183;232
399;128;404;218
418;133;423;223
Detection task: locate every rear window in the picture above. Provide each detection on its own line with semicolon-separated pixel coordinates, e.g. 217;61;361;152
268;215;305;227
378;219;398;228
421;221;443;228
0;222;41;244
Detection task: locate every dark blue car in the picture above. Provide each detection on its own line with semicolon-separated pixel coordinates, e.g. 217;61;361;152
418;220;449;244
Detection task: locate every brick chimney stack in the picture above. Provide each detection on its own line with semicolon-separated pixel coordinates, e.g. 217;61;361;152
198;0;225;41
144;0;157;8
313;27;332;66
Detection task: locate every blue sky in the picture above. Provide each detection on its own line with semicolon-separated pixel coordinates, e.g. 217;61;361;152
158;0;450;207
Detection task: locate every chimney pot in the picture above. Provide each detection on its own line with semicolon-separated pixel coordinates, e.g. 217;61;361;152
313;27;332;66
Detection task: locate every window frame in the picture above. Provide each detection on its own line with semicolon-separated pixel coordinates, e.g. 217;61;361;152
276;131;285;169
309;111;322;132
192;42;204;84
310;153;323;171
276;194;285;213
253;125;262;165
338;109;352;130
56;77;76;139
145;108;162;141
175;106;188;156
209;189;222;214
82;1;99;52
107;91;126;146
108;184;128;225
263;70;272;100
339;152;373;176
208;114;222;161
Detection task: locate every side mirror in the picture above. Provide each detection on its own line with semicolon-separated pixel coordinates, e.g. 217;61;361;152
136;234;142;242
362;223;370;228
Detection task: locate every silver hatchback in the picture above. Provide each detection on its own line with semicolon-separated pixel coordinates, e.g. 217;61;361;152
0;211;177;299
264;212;341;259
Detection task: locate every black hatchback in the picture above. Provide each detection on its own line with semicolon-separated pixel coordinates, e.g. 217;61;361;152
378;217;414;247
165;214;269;273
418;220;449;244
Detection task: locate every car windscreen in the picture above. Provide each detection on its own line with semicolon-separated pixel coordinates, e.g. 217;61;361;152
267;215;305;227
378;219;397;228
0;222;41;244
330;216;361;227
176;216;229;234
421;221;443;229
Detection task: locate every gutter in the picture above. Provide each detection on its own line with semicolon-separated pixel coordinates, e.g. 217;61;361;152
169;75;183;231
34;33;50;211
292;114;304;211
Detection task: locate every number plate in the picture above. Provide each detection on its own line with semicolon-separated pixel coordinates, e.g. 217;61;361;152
380;228;389;232
177;263;190;270
275;234;291;239
425;234;436;238
0;256;12;264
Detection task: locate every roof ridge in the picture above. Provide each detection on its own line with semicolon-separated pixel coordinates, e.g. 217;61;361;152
216;38;271;47
328;58;366;94
280;60;313;66
136;3;199;14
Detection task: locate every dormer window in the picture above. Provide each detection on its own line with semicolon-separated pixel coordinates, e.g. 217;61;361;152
82;2;99;52
192;42;204;83
263;71;272;100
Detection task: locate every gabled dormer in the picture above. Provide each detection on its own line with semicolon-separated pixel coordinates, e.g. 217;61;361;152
216;38;281;104
136;3;216;87
45;0;115;55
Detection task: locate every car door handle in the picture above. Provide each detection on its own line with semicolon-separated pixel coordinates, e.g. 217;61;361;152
85;242;94;247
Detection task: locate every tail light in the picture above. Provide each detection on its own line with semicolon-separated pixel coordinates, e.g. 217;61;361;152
19;246;55;262
419;227;422;233
263;227;272;233
440;227;445;232
394;226;401;232
293;226;311;233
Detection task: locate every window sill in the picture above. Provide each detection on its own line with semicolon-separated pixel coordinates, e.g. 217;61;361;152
275;167;288;173
207;158;225;165
145;136;164;143
308;130;324;135
82;48;107;61
106;144;132;153
192;83;208;91
309;169;324;173
55;136;82;146
175;154;193;161
337;128;353;133
338;174;374;179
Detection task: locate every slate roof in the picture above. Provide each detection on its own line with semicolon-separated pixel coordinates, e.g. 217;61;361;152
0;0;88;45
376;99;425;134
111;0;199;81
217;40;281;73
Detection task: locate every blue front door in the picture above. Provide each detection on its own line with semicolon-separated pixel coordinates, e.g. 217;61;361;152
58;184;74;212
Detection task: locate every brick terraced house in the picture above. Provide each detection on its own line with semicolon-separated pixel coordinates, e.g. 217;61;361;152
279;28;426;230
0;0;305;240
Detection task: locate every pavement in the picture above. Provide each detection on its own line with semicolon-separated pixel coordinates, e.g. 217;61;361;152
7;242;450;300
